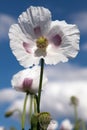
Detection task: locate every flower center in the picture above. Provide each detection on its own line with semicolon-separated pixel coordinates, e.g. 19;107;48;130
36;36;48;50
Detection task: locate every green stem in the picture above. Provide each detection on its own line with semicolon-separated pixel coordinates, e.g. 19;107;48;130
74;105;78;123
74;105;79;130
38;58;44;113
29;95;33;122
34;95;37;113
21;92;29;130
81;120;86;130
35;95;39;113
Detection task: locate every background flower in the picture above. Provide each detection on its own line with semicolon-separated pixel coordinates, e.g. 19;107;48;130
47;120;58;130
0;127;5;130
60;119;73;130
11;66;47;94
9;6;80;68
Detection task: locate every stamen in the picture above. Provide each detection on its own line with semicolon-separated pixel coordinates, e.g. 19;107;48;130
36;36;48;50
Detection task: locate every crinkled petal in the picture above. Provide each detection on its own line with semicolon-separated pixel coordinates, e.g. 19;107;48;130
9;24;40;67
9;6;80;66
47;20;79;47
18;6;51;39
46;20;80;63
45;47;68;65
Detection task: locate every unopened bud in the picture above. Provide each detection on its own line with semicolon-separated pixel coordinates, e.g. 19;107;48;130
5;110;14;117
38;112;51;129
70;96;79;106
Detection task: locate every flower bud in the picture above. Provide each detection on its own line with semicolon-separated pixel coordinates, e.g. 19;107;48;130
70;96;79;106
5;110;14;117
38;112;51;129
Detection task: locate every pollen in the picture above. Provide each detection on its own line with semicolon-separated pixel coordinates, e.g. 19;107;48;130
36;36;48;50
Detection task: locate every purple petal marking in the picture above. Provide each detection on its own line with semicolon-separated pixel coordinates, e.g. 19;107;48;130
52;34;62;47
34;26;42;37
23;78;33;91
23;42;31;53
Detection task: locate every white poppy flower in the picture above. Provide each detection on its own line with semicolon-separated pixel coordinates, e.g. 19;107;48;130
60;119;73;130
9;6;80;68
11;66;47;94
0;127;5;130
47;120;58;130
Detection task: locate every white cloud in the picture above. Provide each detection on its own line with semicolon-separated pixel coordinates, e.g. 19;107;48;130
7;96;32;113
45;63;87;81
70;12;87;34
41;81;87;121
1;63;87;122
5;81;87;122
41;64;87;120
0;89;24;103
0;14;16;41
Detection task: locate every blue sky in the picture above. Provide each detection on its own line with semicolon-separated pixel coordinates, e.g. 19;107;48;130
0;0;87;129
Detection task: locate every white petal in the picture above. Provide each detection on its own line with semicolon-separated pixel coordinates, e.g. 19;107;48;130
18;6;51;38
47;120;58;130
11;66;48;93
60;119;73;130
9;7;80;66
9;24;39;68
46;20;80;63
45;46;68;65
0;127;5;130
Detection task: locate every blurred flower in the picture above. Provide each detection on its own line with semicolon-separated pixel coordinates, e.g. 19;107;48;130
11;66;47;94
9;6;80;68
0;127;5;130
60;119;73;130
47;120;58;130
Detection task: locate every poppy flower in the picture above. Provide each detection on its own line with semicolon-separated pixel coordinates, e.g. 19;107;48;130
11;66;47;94
9;6;80;68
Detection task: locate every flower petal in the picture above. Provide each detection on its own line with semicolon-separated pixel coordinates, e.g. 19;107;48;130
46;20;80;63
47;120;58;130
11;66;48;94
9;24;40;67
47;20;79;46
44;45;68;65
18;6;51;39
23;78;33;91
45;52;68;65
9;6;80;66
60;119;73;130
